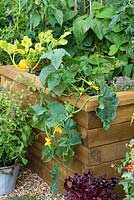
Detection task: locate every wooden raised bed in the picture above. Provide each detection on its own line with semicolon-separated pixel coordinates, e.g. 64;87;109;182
1;65;134;195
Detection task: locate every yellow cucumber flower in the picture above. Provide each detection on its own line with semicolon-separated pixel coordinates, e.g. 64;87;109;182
55;126;62;134
92;85;99;91
44;137;52;147
79;87;84;92
87;81;93;86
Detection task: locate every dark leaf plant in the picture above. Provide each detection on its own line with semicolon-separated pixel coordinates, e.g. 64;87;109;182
64;170;118;200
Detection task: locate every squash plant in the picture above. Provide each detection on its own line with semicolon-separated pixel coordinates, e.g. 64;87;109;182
0;30;70;72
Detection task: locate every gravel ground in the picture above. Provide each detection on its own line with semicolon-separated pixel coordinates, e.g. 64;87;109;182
0;167;64;200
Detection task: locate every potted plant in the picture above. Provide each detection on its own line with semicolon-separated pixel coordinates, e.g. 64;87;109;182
0;82;34;195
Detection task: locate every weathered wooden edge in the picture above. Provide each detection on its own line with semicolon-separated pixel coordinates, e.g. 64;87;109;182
1;65;134;112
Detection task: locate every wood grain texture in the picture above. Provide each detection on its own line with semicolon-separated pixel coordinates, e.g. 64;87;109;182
88;140;129;166
82;159;121;178
87;122;134;148
74;144;89;165
88;104;134;129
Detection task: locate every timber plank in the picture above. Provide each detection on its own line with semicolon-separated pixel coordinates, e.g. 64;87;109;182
82;159;121;178
88;140;129;166
88;104;134;129
74;144;89;165
74;110;89;128
87;122;134;148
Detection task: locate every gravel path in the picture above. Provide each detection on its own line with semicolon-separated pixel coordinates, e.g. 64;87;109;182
0;167;64;200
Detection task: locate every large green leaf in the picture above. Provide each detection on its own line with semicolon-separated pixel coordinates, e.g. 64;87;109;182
41;49;68;69
45;102;67;128
108;44;119;56
48;73;61;90
62;119;81;146
52;84;66;97
64;10;77;22
122;64;133;77
62;70;75;84
32;104;47;116
39;65;55;87
30;14;41;28
67;129;81;146
73;15;92;44
92;2;102;10
90;18;104;40
32;115;46;131
96;6;115;19
105;32;127;47
54;9;63;26
96;86;120;130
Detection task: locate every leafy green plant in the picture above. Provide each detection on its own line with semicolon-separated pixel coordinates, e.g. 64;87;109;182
0;82;34;167
32;94;84;195
0;30;70;72
118;139;134;200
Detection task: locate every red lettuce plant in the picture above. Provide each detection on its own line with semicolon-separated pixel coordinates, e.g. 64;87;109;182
64;170;118;200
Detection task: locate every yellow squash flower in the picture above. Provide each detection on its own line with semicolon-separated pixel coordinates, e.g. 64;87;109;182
44;137;52;147
55;126;62;134
18;59;29;70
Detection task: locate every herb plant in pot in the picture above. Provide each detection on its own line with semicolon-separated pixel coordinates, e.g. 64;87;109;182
0;83;34;195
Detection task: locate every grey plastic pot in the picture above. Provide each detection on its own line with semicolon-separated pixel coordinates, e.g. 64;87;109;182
0;164;20;195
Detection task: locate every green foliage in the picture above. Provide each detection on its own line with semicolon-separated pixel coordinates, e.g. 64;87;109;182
0;0;134;80
0;30;70;72
0;82;34;167
50;162;60;196
32;100;81;162
32;97;82;195
118;139;134;200
96;85;119;130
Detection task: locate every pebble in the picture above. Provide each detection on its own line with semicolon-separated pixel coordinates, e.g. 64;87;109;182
0;167;64;200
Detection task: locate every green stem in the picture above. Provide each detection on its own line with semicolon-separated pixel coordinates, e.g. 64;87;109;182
9;54;19;69
73;95;98;114
83;0;86;14
32;58;41;71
